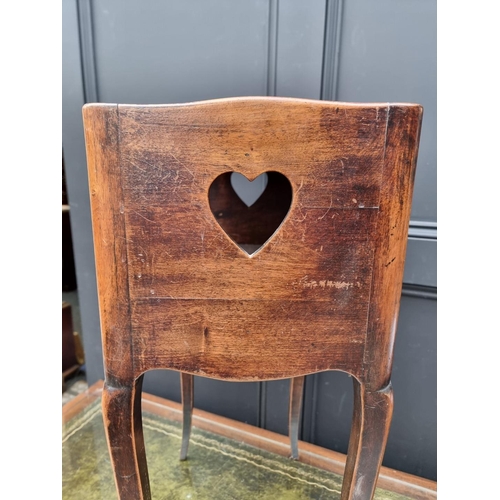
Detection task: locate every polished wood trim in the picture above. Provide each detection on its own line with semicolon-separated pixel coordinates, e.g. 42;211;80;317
62;365;80;380
63;381;436;500
62;380;103;423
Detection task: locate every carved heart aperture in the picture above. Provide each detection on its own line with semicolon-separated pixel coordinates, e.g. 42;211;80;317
230;172;268;208
208;171;293;256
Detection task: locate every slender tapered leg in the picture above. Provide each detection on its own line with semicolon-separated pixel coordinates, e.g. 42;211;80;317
180;372;194;460
102;374;151;500
288;375;305;460
341;379;394;500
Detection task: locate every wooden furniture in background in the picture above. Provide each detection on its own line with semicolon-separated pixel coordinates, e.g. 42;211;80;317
62;155;77;292
62;302;84;383
83;97;422;500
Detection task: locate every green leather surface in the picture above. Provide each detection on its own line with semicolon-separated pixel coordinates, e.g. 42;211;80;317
62;400;411;499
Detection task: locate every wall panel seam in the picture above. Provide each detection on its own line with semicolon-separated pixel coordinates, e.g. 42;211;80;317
320;0;343;101
267;0;279;97
77;0;99;103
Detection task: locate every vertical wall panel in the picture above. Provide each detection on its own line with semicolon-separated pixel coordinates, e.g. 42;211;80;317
62;0;103;384
275;0;326;99
303;371;354;454
335;0;436;223
92;0;270;104
142;370;181;403
387;294;437;480
403;237;437;287
194;379;261;425
263;379;291;436
142;370;260;426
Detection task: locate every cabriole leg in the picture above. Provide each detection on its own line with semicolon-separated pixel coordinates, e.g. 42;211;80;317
289;375;305;460
102;374;151;500
180;373;194;460
341;379;394;500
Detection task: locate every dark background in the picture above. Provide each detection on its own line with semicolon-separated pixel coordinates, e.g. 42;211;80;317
62;0;436;481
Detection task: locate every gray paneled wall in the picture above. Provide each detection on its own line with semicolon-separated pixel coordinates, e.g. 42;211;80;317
62;0;103;382
62;0;436;480
333;0;437;290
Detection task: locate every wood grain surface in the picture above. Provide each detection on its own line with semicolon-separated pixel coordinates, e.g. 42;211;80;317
83;96;422;500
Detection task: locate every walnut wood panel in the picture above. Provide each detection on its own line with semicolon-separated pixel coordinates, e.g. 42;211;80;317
118;99;388;211
126;207;377;300
363;106;423;390
84;97;421;385
84;105;133;385
131;299;366;380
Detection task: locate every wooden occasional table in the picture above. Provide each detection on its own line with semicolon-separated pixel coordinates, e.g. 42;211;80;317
63;381;436;500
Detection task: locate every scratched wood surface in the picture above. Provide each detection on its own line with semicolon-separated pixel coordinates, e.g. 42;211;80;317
85;98;422;383
83;97;422;500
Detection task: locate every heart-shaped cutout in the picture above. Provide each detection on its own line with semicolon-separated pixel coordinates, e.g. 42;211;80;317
230;172;268;207
208;171;293;256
